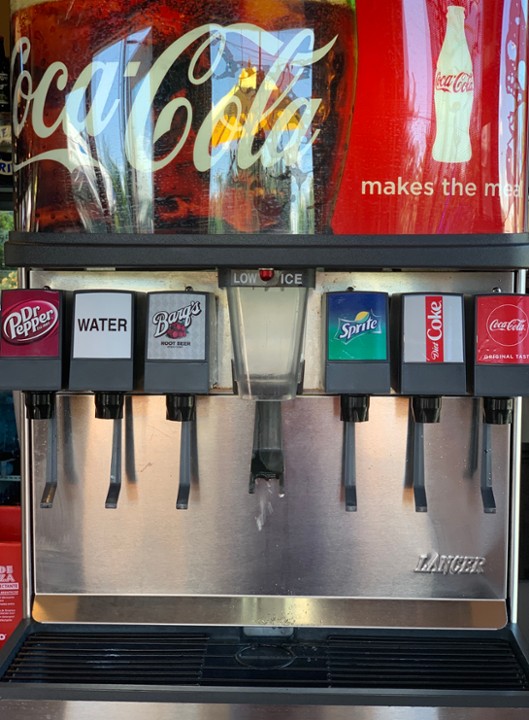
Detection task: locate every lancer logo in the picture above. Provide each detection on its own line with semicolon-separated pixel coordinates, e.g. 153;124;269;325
415;552;486;575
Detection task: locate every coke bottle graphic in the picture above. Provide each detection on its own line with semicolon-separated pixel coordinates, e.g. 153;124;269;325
432;5;474;163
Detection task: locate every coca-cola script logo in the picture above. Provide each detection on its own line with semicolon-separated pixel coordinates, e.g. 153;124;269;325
486;304;529;347
435;71;474;93
13;26;336;177
2;300;59;345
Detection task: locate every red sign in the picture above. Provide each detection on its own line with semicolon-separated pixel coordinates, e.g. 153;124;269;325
0;290;61;358
476;295;529;364
425;296;444;363
332;0;528;235
0;507;22;652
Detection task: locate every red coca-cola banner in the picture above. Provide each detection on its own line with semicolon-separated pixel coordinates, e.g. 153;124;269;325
10;0;528;236
332;0;528;234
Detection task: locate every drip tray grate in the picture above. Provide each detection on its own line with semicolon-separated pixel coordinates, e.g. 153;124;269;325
2;631;529;691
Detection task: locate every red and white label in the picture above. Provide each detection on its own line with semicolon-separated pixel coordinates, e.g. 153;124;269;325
0;290;61;358
434;71;474;93
2;300;58;345
476;296;529;364
425;296;444;363
403;294;464;364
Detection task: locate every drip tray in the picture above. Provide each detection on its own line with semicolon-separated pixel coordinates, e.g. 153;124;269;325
2;630;529;692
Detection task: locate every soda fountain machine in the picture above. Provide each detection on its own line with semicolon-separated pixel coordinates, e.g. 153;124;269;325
1;1;529;719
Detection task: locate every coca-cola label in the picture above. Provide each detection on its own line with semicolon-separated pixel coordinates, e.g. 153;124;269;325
13;26;336;177
403;294;464;364
147;293;207;361
0;290;60;358
435;71;474;94
476;296;529;364
72;292;133;359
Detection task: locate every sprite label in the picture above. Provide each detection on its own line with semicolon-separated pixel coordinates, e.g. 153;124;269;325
326;292;388;362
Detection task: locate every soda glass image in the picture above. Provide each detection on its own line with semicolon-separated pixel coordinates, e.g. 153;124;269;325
11;0;357;234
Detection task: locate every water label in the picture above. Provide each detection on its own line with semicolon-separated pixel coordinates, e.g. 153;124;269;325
0;290;61;358
147;292;207;362
326;292;388;362
403;294;464;364
476;295;529;364
72;292;133;359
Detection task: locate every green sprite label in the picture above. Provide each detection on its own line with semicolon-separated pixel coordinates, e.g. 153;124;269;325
327;292;388;361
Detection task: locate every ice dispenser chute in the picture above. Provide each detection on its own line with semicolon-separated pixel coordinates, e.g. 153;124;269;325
219;269;314;493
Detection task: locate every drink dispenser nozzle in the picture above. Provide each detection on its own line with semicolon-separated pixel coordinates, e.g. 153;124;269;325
325;290;391;511
69;290;136;509
395;294;466;513
219;269;313;493
0;290;64;508
143;291;213;509
473;293;529;513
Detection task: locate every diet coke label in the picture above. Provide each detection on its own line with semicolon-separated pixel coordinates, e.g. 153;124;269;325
476;296;529;364
0;290;60;358
425;296;444;363
403;294;464;364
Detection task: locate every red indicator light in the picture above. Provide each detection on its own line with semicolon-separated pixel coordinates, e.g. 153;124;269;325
259;268;275;282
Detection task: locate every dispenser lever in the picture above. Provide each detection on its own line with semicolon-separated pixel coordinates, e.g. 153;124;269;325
40;411;58;509
105;416;123;509
339;395;369;512
412;417;427;513
343;421;357;512
167;394;198;510
177;421;192;510
24;392;59;510
480;422;496;514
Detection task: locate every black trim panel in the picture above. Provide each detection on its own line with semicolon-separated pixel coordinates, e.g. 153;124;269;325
6;232;529;270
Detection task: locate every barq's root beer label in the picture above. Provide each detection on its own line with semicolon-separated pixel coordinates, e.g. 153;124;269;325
147;293;207;361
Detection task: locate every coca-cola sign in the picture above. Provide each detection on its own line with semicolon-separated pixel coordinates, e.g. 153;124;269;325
476;296;529;365
2;300;59;345
486;304;529;347
13;26;336;177
434;71;474;93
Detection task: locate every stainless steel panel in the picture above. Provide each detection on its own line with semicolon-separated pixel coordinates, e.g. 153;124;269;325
31;396;510;601
27;270;514;628
32;595;507;629
1;702;529;720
